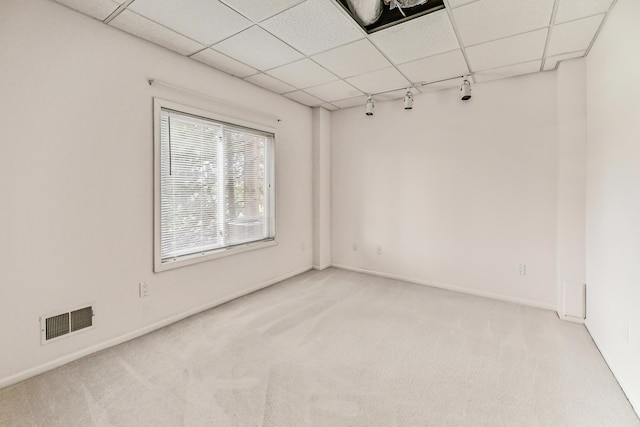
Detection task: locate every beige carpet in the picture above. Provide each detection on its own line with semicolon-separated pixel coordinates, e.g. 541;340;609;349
1;268;638;426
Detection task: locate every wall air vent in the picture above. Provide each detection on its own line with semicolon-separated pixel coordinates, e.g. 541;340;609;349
41;304;95;345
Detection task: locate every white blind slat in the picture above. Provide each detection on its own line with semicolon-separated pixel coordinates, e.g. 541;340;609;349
160;109;274;261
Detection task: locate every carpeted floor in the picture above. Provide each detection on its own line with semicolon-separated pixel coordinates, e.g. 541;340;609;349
1;268;638;426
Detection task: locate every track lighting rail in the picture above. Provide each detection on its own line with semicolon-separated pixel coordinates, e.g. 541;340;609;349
365;74;468;97
363;74;472;116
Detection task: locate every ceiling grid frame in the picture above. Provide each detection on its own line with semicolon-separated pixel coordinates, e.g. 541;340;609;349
441;0;474;76
50;0;620;109
103;0;135;24
584;0;618;56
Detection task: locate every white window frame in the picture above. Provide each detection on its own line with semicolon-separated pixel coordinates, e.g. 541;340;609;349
153;98;277;272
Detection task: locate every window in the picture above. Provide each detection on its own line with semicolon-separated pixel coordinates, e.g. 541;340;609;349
154;99;275;271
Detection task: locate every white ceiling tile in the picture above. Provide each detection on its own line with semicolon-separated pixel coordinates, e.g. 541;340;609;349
397;50;469;84
369;10;459;64
260;0;364;55
547;15;603;56
555;0;614;24
473;60;542;83
311;39;391;78
321;103;339;111
266;59;337;89
284;91;324;107
220;0;306;22
543;51;585;71
466;29;547;72
448;0;479;7
128;0;252;45
305;80;363;102
212;26;303;71
109;10;205;56
244;73;296;94
54;0;122;20
331;95;369;109
453;0;555;46
345;67;411;94
191;48;257;77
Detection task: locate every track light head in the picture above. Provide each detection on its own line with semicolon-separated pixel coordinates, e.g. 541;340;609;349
403;90;413;110
460;79;472;101
365;95;374;116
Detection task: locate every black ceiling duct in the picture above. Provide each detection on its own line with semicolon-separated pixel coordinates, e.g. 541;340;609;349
337;0;446;34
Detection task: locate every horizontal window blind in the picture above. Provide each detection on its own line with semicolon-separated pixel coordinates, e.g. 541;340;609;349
160;108;274;263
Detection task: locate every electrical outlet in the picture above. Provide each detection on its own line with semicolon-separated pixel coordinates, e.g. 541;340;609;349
377;246;382;255
139;282;149;298
352;243;358;251
518;264;526;276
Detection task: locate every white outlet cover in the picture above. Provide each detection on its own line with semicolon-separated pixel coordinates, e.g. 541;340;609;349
139;282;150;297
518;264;526;275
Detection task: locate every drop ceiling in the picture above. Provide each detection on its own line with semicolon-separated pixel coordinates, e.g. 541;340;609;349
52;0;616;110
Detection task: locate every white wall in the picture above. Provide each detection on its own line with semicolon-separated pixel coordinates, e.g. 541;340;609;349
0;0;312;385
556;58;587;319
312;107;332;269
585;0;640;412
331;72;558;308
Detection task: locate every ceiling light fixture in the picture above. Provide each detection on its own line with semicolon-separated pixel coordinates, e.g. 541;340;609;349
403;90;413;110
365;95;374;116
460;79;472;101
356;75;470;116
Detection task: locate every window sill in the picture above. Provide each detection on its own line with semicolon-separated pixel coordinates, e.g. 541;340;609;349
154;239;278;272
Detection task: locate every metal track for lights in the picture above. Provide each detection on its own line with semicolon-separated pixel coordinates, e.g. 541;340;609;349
364;74;471;116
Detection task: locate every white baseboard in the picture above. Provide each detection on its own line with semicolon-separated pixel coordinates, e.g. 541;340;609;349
585;321;640;418
557;312;586;324
0;266;312;390
331;264;556;311
312;263;331;271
